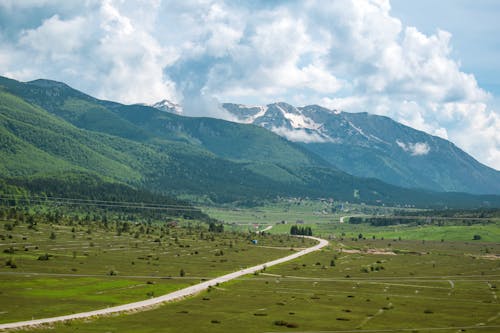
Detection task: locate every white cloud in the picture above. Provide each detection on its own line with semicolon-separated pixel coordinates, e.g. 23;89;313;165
271;126;331;144
1;0;179;104
396;140;431;156
0;0;499;169
19;15;87;54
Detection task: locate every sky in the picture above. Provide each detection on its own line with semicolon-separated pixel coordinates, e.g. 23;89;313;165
0;0;499;170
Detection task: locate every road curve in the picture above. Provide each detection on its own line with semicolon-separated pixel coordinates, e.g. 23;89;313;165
0;236;328;331
257;225;273;233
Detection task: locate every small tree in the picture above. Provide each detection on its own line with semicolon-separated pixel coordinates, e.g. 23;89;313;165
473;234;482;241
180;268;185;277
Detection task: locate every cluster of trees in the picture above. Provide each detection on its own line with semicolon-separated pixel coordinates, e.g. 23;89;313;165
349;217;421;226
396;208;500;218
290;225;312;236
349;215;494;227
208;222;224;233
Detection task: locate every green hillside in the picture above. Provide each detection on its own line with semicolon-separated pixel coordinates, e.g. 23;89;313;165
1;76;499;208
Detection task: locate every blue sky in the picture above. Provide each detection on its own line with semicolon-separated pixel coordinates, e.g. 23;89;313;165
0;0;499;170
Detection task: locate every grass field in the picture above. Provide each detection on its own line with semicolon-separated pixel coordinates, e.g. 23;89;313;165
202;200;400;230
203;200;500;243
0;219;314;323
1;201;499;332
19;238;500;333
268;221;500;242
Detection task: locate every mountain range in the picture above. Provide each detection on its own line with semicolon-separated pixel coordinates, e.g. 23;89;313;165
0;75;499;208
222;102;500;195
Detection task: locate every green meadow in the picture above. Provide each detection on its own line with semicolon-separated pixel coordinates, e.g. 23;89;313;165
0;218;314;323
1;201;499;332
20;239;500;333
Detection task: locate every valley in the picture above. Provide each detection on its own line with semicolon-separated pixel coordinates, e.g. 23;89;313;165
0;75;499;331
2;2;500;332
0;199;498;332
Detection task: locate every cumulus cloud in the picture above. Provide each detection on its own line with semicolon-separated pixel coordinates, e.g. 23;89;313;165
396;140;431;156
1;0;178;104
271;126;331;144
0;0;499;169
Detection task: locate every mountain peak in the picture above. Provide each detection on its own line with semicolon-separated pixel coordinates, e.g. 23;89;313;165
150;99;183;115
27;79;70;89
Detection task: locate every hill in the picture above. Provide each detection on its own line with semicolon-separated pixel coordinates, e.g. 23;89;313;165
1;76;499;208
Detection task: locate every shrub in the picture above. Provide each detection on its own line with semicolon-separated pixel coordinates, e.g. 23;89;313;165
3;247;15;254
5;258;17;268
37;253;51;261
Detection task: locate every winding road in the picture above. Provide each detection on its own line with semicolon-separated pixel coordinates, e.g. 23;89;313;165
0;236;328;331
258;225;273;233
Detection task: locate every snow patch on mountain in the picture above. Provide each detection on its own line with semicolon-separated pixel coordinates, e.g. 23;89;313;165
244;105;268;123
396;140;431;156
346;120;371;140
369;134;389;144
151;99;183;114
275;104;322;130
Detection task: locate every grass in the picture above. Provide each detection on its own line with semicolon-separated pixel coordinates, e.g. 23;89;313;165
2;201;499;332
0;219;314;323
202;200;400;232
20;238;500;333
286;221;500;242
0;276;186;322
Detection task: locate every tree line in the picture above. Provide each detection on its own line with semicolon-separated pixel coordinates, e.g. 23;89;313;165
290;225;312;236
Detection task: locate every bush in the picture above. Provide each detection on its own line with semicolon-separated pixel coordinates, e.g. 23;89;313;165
5;258;17;268
3;247;15;254
273;320;298;328
37;253;51;261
